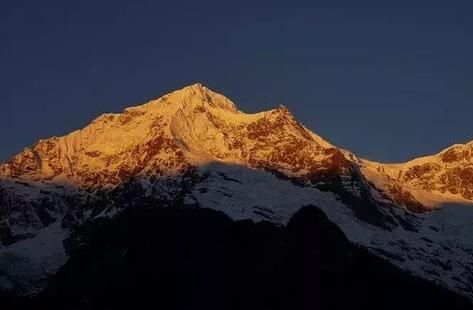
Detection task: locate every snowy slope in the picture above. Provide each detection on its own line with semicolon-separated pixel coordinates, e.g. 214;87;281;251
187;163;473;298
360;141;473;209
0;222;67;296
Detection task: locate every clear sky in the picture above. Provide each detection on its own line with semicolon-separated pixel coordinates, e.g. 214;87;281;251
2;0;472;163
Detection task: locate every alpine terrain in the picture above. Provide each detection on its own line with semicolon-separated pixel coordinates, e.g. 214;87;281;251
1;83;473;308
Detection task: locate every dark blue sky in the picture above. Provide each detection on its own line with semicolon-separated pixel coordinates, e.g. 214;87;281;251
2;0;472;163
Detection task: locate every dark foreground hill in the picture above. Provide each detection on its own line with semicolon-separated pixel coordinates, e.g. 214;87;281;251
2;204;470;310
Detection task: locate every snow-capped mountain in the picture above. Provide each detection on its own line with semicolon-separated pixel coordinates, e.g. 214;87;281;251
360;142;473;209
0;83;473;299
0;83;351;188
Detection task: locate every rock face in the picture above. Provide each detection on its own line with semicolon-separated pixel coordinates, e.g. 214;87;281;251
0;83;473;299
360;141;473;208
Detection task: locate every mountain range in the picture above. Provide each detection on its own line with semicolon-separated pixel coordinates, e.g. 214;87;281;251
1;83;473;307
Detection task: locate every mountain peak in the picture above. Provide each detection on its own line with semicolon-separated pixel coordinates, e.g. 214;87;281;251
0;83;344;187
164;83;239;113
177;82;208;96
183;82;207;91
271;104;295;118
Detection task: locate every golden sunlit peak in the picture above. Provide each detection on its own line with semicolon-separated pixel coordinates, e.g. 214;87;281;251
178;82;213;95
167;83;238;113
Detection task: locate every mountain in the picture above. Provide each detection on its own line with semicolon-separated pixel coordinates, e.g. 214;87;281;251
0;83;349;188
0;83;473;303
360;142;473;208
